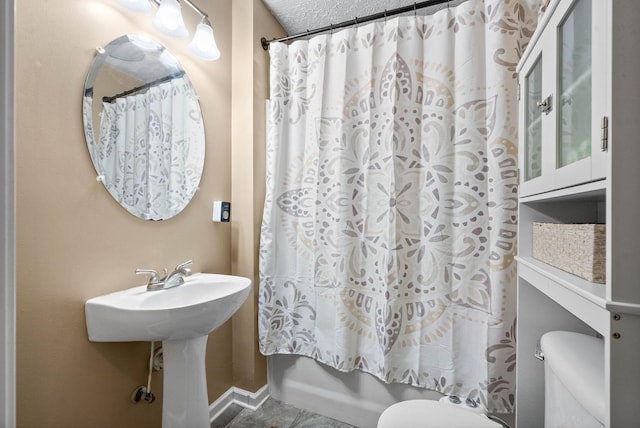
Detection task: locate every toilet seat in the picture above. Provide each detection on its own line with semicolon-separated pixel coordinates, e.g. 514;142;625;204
377;399;502;428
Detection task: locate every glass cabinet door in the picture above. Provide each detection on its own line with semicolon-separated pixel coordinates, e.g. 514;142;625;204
525;57;543;181
557;0;592;168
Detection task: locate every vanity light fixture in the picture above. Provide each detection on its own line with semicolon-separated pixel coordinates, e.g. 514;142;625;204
188;19;220;60
153;0;189;38
119;0;152;13
118;0;220;61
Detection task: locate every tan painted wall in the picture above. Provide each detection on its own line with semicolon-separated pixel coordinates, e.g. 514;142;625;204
230;0;285;392
15;0;235;426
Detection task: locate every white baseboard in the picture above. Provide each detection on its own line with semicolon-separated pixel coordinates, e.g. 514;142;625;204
208;384;269;423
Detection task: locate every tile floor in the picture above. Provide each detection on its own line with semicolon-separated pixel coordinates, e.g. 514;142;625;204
211;397;359;428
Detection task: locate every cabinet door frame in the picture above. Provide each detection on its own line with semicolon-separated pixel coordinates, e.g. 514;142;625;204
589;0;609;181
552;0;609;190
518;38;554;197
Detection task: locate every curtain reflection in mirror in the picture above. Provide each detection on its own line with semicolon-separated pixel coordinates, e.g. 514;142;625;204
87;77;203;220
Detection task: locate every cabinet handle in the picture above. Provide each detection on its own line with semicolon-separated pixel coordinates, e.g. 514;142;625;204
536;95;553;114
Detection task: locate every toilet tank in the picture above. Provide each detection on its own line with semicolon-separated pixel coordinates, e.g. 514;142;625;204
540;331;605;428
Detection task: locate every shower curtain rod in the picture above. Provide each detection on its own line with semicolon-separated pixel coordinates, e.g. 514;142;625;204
261;0;455;50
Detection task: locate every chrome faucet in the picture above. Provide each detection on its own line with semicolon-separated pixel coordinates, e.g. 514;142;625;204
136;260;193;291
164;260;193;289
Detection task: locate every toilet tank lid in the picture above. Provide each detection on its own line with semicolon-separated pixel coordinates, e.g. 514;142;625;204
540;331;605;423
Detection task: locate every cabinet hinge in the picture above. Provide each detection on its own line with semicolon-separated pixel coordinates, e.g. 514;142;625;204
601;116;609;152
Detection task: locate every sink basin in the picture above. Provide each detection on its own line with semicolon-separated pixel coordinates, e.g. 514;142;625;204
85;273;251;342
85;273;252;428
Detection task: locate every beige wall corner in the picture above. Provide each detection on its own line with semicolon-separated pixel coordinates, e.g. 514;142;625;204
230;0;286;392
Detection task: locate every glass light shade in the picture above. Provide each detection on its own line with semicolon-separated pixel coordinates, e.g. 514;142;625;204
153;0;189;39
188;23;221;61
119;0;152;13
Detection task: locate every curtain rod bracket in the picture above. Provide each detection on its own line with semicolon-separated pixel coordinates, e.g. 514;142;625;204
261;37;270;51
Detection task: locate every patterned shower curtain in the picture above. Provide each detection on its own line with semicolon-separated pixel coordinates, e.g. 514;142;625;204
259;0;540;412
85;77;204;220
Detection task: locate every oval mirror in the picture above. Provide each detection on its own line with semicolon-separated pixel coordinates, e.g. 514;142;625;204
82;34;205;220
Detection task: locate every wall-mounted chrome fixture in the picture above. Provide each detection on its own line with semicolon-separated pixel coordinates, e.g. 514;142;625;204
118;0;220;61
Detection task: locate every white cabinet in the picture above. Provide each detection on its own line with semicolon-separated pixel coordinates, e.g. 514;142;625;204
515;1;640;427
518;0;608;198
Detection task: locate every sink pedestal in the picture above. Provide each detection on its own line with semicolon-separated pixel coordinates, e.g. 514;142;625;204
162;336;210;428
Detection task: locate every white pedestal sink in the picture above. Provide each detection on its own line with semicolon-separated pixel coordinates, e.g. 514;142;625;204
85;273;252;428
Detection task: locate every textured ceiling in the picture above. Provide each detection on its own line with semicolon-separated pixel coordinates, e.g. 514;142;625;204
261;0;458;37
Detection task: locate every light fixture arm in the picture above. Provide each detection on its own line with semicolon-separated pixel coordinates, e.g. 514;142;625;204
148;0;209;22
182;0;209;22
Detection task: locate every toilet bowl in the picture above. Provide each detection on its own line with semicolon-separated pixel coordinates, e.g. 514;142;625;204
377;396;502;428
540;331;604;428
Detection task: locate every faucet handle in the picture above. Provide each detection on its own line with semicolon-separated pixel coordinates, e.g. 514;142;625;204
135;269;162;285
175;260;193;275
175;260;193;269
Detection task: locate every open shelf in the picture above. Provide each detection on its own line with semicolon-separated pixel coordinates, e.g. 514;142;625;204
517;256;609;335
517;256;606;304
